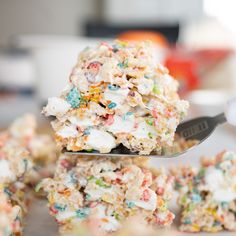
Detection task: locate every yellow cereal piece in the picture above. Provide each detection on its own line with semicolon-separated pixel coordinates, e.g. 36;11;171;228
202;226;221;233
0;184;4;191
102;194;111;203
16;190;25;199
48;193;55;204
206;208;217;218
89;87;101;94
159;202;167;212
192;223;200;231
157;197;165;207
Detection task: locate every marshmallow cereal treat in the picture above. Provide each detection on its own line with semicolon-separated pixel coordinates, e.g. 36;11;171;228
173;151;236;232
58;219;178;236
5;114;58;181
0;129;34;236
0;135;34;185
43;41;189;155
0;189;22;236
0;114;57;235
41;154;175;234
8;114;58;171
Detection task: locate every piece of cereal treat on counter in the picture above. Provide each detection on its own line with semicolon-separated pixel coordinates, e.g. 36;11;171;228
2;114;59;181
1;178;34;236
8;114;58;168
41;154;175;234
0;113;58;235
0;132;35;235
58;217;178;236
43;40;189;155
173;151;236;233
0;137;34;185
0;189;23;236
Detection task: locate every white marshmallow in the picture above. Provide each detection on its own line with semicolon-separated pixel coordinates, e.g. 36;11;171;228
45;97;71;116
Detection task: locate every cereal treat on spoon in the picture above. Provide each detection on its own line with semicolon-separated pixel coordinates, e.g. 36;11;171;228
172;151;236;232
43;41;188;155
41;154;175;234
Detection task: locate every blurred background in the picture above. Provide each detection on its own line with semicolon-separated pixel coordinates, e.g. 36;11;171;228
0;0;236;125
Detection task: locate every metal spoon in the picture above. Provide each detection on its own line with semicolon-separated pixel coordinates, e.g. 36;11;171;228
64;97;236;158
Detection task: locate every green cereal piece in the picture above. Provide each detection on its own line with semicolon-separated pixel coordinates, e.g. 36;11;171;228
148;132;153;139
87;176;95;181
85;148;94;152
152;84;161;95
186;202;195;212
95;178;111;189
180;195;187;205
145;117;154;126
113;211;120;221
35;181;43;193
145;118;154;126
197;168;205;178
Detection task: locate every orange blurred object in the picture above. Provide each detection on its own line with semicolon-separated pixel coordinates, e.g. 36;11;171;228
164;48;232;94
165;53;199;93
117;30;169;48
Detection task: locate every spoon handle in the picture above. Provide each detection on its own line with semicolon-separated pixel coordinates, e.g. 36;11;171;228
224;97;236;126
213;113;227;125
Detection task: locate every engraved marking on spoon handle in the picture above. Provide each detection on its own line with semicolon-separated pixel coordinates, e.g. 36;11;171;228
181;120;209;139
